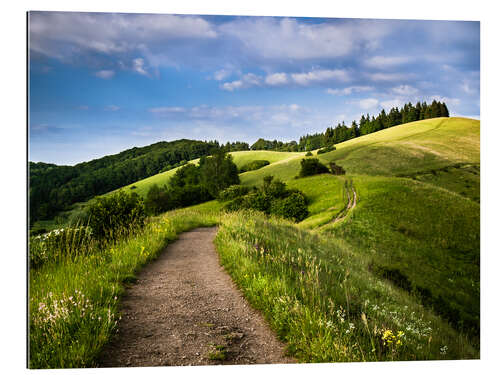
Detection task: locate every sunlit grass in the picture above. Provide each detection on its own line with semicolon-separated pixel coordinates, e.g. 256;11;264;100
321;175;480;339
214;211;478;362
317;117;479;176
29;209;218;368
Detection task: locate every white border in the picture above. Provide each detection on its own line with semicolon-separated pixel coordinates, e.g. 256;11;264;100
2;1;498;374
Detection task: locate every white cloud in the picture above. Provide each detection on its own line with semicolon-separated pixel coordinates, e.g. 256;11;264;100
213;69;231;81
220;73;262;91
380;99;405;110
368;72;413;82
219;17;391;60
148;104;311;130
29;12;217;60
364;56;411;69
392;85;419;96
460;79;479;95
220;69;350;91
94;70;115;79
358;98;379;110
221;80;244;92
291;69;350;85
132;58;148;76
326;86;374;95
427;96;461;106
149;106;186;114
265;73;288;86
105;105;120;111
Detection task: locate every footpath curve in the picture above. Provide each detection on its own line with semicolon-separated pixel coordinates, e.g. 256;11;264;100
99;227;294;367
332;180;357;225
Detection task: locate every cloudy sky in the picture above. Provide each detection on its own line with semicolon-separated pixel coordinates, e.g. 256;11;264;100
28;12;480;165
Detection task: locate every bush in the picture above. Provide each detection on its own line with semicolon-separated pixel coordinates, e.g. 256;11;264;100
222;196;246;212
239;160;270;173
145;184;172;215
243;192;272;213
329;162;346;175
169;184;212;208
305;151;313;156
317;144;336;154
222;175;309;222
298;158;330;178
270;192;309;222
86;190;146;240
218;185;250;202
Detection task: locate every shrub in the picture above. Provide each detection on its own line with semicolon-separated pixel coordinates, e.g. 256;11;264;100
86;190;146;240
317;144;336;154
243;192;272;213
218;185;250;202
270;192;309;222
145;184;172;215
262;176;288;198
305;151;313;156
329;162;346;175
169;184;212;208
298;158;330;178
222;196;246;212
222;176;309;222
239;160;270;173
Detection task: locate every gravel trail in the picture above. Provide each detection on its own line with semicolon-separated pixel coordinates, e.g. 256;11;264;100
99;227;294;367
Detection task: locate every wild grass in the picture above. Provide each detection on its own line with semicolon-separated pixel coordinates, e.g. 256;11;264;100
239;156;304;186
317;118;479;176
29;117;480;367
231;150;304;168
321;175;480;340
286;174;346;229
107;151;301;199
214;211;478;362
29;209;218;369
398;163;480;203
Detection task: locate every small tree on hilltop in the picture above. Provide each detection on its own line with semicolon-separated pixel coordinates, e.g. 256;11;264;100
298;158;330;178
199;149;240;197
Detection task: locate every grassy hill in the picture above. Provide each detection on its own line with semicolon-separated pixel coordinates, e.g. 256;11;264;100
30;117;481;366
191;116;481;347
237;117;479;184
110;150;304;198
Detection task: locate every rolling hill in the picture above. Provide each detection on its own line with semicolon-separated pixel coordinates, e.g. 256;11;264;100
193;116;481;346
30;116;481;364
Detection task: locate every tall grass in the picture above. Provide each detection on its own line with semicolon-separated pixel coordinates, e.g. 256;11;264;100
214;211;478;362
29;209;218;369
322;175;480;340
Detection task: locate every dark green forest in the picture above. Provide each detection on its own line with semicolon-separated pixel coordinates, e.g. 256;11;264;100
29;139;224;224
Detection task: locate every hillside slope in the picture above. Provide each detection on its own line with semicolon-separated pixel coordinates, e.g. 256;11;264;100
317;117;479;176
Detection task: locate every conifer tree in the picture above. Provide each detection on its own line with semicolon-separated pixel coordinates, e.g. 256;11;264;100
440;102;450;117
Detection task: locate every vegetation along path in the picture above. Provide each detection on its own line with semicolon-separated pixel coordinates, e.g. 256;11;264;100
332;179;357;225
99;227;294;367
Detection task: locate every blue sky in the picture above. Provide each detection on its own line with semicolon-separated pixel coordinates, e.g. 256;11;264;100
29;12;480;165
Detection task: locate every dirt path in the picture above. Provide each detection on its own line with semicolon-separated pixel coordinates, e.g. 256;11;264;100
98;227;294;367
332;180;357;225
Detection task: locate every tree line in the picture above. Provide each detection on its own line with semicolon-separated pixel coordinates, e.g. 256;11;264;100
144;150;239;215
249;100;449;151
29;139;223;224
29;100;449;226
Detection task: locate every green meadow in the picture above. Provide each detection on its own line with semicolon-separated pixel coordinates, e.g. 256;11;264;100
29;117;480;367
